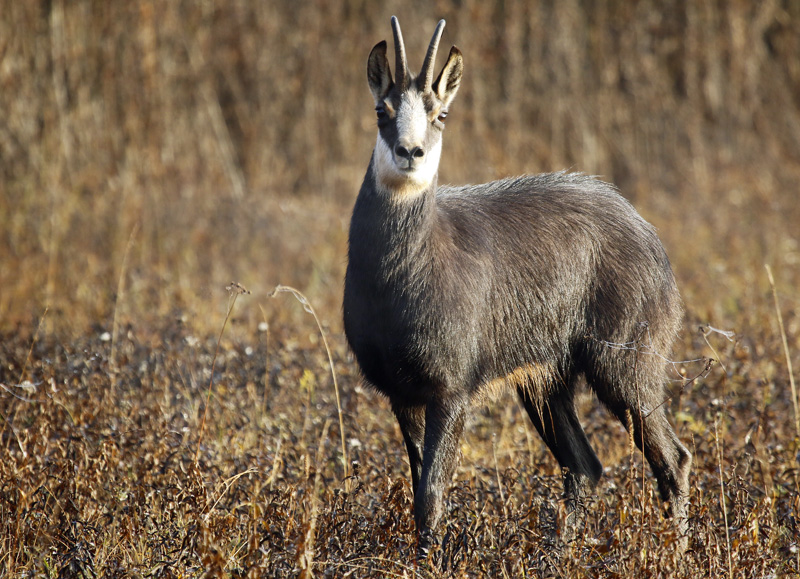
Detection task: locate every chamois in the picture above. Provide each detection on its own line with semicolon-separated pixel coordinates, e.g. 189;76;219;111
343;16;691;557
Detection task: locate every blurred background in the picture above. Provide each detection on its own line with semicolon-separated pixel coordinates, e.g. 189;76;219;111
1;0;798;340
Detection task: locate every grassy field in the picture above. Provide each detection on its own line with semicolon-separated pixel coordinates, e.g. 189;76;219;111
2;0;800;576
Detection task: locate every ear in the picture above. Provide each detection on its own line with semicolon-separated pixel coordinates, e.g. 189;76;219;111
367;40;393;104
432;46;463;108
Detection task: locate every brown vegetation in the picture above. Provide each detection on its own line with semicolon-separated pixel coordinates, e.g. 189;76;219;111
1;0;799;576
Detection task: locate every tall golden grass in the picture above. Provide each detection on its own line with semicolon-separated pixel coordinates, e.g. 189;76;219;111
1;0;798;337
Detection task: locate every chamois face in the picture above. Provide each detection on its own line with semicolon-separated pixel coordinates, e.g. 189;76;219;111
367;18;463;197
372;84;445;195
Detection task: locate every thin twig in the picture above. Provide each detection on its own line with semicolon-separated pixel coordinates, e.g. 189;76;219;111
110;222;139;389
3;308;50;457
714;415;733;579
17;307;49;388
204;467;259;517
700;324;734;375
268;427;284;492
765;265;799;439
271;285;349;479
301;418;331;577
258;304;271;416
492;435;507;519
194;282;249;465
594;323;715;418
644;357;715;418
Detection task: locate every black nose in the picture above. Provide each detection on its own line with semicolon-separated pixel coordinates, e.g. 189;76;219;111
395;144;425;160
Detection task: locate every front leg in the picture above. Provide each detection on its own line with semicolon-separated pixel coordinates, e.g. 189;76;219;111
416;397;468;559
393;404;426;494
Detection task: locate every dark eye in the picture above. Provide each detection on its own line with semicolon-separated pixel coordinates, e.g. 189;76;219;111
376;106;387;122
437;110;448;123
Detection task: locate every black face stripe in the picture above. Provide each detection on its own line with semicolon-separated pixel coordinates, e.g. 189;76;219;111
378;113;401;147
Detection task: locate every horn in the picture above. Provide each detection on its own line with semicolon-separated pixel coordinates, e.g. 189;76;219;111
390;16;408;90
420;19;446;92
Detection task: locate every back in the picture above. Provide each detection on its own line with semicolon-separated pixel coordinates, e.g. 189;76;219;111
435;173;681;375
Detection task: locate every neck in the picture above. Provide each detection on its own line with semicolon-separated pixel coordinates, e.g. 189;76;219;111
349;156;438;275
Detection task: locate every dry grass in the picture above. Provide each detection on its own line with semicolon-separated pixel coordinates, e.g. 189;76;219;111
1;0;800;576
1;304;798;577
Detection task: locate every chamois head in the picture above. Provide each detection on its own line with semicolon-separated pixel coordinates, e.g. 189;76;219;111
367;17;464;197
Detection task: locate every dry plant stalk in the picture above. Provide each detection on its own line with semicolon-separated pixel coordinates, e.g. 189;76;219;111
3;307;49;457
110;222;140;388
258;304;271;413
271;284;348;479
491;435;508;520
714;416;733;579
765;265;799;439
194;282;250;465
17;307;49;387
298;419;331;578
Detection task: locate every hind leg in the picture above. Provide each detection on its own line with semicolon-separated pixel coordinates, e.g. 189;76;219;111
517;383;603;543
591;369;691;547
627;403;691;538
